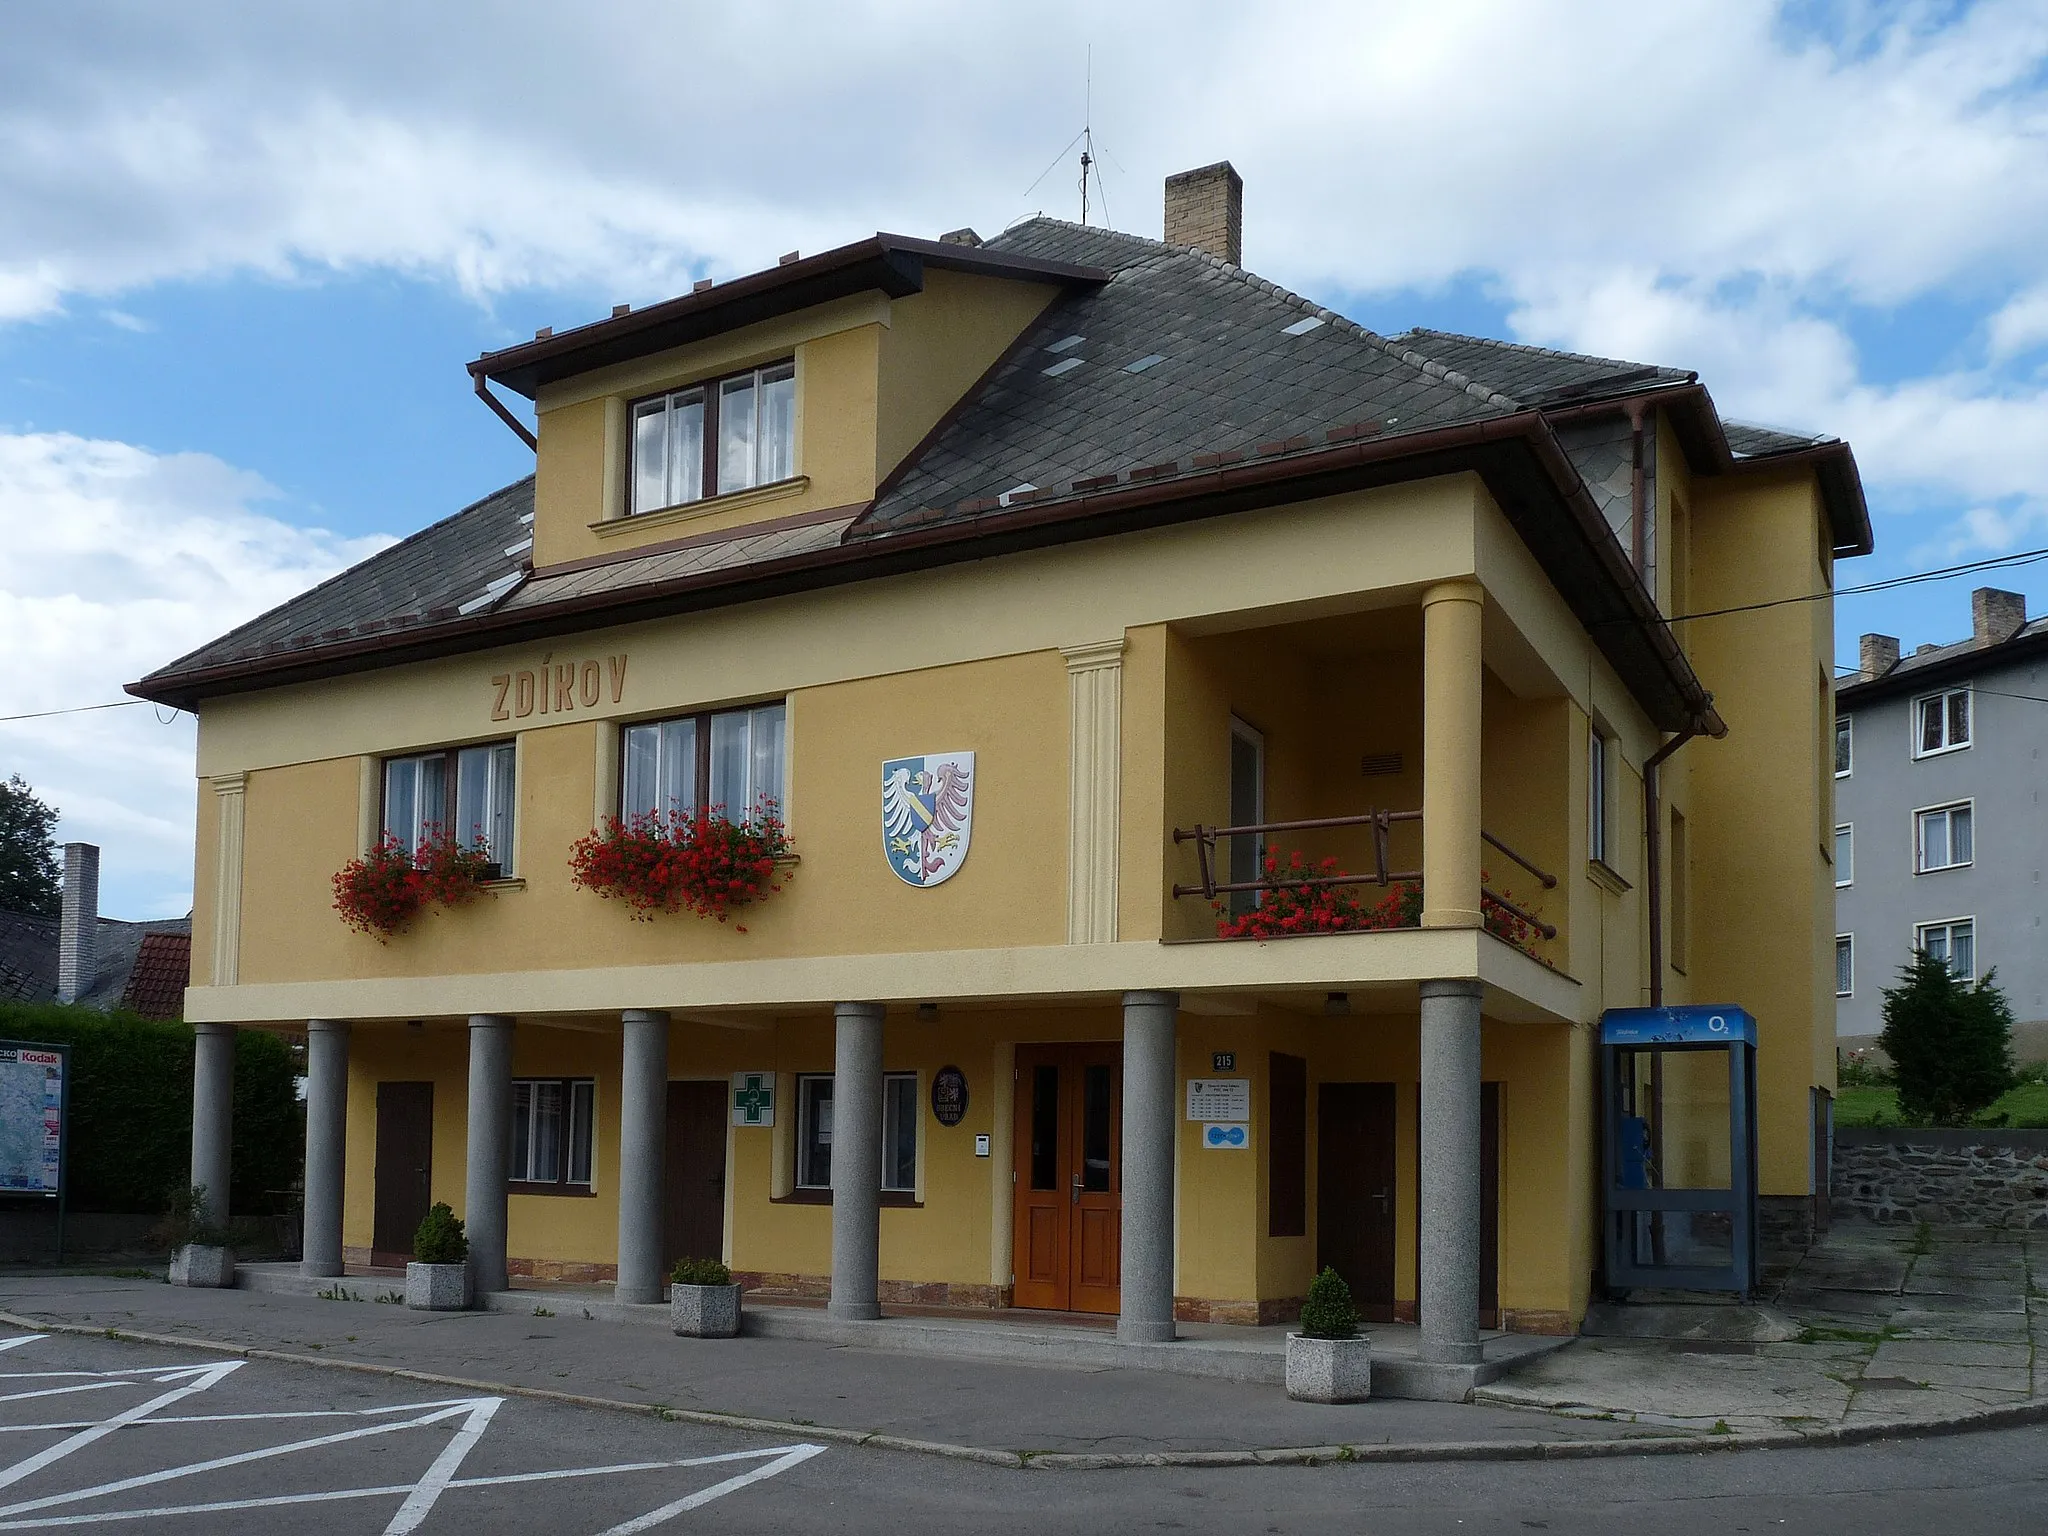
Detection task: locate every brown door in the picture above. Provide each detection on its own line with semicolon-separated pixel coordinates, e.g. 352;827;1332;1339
1011;1044;1121;1314
1317;1082;1397;1321
372;1081;433;1268
663;1080;728;1268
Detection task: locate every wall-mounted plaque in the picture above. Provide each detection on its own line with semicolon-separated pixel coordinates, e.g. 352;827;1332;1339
931;1065;969;1126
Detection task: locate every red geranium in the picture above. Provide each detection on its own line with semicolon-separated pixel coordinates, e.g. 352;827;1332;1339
569;802;792;930
332;829;494;940
1214;850;1545;957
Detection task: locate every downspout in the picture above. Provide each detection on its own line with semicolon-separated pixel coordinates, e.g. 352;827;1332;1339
1644;722;1702;1009
474;373;538;452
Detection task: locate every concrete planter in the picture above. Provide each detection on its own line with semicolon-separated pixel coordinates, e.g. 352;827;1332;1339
168;1244;234;1288
1285;1332;1372;1403
670;1282;742;1338
405;1262;472;1311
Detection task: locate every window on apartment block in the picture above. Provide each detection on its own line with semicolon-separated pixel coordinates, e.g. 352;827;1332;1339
630;360;796;515
1834;716;1852;776
1915;801;1973;873
1835;935;1854;998
510;1078;596;1190
621;701;786;821
1917;919;1975;980
794;1073;918;1192
382;742;517;874
1589;723;1614;866
1914;687;1971;756
1834;824;1854;887
1227;717;1266;919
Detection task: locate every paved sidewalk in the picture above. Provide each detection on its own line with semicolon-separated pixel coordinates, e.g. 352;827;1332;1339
0;1273;1653;1463
1481;1224;2048;1433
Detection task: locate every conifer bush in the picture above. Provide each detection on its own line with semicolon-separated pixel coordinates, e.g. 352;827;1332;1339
1880;950;2016;1126
1298;1265;1360;1340
412;1202;468;1266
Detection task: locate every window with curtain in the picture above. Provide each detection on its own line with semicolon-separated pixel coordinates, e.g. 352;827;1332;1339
510;1078;596;1189
1914;802;1973;872
795;1072;919;1192
1916;919;1975;980
1914;688;1971;756
631;360;796;515
382;742;517;874
621;701;785;821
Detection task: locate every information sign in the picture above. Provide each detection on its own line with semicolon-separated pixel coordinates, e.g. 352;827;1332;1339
931;1066;969;1126
0;1043;64;1196
1185;1078;1251;1122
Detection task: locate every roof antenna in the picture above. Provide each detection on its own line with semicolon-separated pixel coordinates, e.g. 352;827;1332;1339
1079;47;1094;225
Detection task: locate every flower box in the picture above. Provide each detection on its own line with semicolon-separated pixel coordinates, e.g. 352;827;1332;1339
1285;1332;1372;1403
670;1282;742;1338
571;804;793;931
168;1243;234;1289
405;1261;472;1311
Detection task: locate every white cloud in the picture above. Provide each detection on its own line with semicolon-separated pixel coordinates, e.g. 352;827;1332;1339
0;432;391;917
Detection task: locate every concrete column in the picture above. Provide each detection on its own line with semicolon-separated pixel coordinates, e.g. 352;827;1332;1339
829;1002;885;1320
190;1023;236;1229
616;1009;671;1304
1421;580;1484;929
300;1019;350;1277
1418;978;1484;1365
464;1014;515;1295
1119;990;1179;1344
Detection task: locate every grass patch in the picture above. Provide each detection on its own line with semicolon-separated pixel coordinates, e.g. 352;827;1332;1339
1798;1326;1885;1345
1835;1083;2048;1128
1708;1420;1733;1435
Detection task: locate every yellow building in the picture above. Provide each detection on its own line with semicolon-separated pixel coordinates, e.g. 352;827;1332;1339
133;162;1870;1361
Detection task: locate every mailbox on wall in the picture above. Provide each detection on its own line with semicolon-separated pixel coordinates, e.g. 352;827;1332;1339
1600;1005;1759;1298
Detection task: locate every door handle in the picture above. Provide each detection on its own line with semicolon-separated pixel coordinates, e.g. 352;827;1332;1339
1071;1173;1082;1206
1372;1188;1391;1213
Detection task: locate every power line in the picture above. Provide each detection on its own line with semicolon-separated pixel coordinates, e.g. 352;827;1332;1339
0;699;163;725
1636;543;2048;628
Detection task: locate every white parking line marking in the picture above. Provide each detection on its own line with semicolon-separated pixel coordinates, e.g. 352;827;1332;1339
593;1443;828;1534
381;1395;499;1535
0;1365;241;1495
0;1446;829;1529
0;1333;827;1529
0;1399;490;1519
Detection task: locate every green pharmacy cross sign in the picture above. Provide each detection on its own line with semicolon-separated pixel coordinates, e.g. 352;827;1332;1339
731;1072;775;1128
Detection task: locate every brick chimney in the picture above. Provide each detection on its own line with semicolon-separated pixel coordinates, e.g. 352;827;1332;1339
1164;161;1243;267
1858;633;1899;681
55;843;99;1005
1971;587;2026;648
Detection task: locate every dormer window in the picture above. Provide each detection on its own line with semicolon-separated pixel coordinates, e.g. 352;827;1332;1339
631;360;796;515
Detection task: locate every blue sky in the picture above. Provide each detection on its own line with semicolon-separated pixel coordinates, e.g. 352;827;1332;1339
4;0;2048;918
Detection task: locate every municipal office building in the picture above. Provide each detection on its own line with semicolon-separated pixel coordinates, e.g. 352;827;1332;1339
133;163;1867;1362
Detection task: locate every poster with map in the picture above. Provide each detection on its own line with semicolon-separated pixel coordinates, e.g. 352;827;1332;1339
0;1044;65;1196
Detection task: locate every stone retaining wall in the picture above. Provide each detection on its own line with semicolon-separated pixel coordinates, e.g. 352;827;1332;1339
1831;1128;2048;1228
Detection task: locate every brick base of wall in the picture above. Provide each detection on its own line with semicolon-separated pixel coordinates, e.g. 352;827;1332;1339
1499;1309;1575;1336
1175;1296;1304;1325
509;1257;617;1284
731;1272;1012;1309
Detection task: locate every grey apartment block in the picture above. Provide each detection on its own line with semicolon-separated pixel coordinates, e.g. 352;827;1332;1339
1834;589;2048;1045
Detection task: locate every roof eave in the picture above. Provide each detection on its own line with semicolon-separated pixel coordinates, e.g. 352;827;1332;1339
1542;382;1873;559
471;234;1109;399
128;413;1719;734
1835;626;2048;707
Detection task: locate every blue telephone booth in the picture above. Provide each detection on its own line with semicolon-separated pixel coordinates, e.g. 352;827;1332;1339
1601;1005;1759;1297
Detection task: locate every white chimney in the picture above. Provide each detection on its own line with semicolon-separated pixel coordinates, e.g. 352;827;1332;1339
56;843;99;1005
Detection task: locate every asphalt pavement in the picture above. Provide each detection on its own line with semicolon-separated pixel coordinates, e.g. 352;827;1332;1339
0;1327;2042;1534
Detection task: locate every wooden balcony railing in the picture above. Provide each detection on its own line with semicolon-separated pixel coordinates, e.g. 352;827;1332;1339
1171;810;1558;941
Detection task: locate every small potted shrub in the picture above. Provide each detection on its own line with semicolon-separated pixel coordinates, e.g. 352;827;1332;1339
669;1255;741;1338
157;1185;234;1288
405;1202;472;1311
1286;1266;1371;1403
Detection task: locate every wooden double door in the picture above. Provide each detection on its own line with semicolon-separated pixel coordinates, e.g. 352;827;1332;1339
1011;1044;1121;1314
1317;1081;1499;1326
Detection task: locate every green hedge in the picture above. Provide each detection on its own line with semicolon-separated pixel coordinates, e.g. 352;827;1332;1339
0;1003;302;1214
